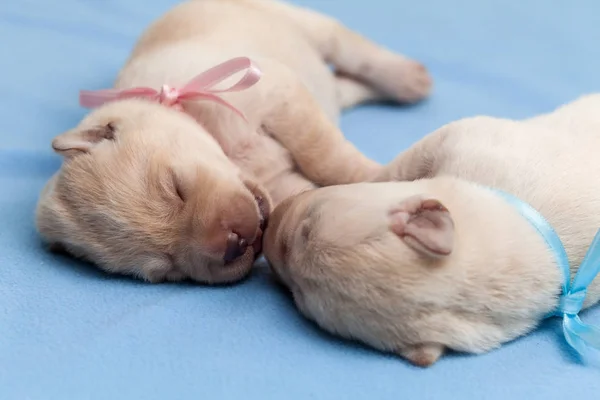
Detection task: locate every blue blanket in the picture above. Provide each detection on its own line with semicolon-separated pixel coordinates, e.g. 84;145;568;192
1;0;599;398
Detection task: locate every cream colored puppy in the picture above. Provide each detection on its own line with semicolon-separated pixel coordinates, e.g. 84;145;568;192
263;94;600;367
35;0;431;284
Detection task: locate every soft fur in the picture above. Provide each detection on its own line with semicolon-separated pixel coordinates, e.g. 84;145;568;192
263;94;600;367
35;0;431;284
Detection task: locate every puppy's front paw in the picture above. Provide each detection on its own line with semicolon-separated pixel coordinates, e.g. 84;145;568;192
398;343;445;367
381;59;432;104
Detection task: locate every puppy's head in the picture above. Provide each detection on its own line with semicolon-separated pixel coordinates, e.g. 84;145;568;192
36;99;271;284
263;183;558;367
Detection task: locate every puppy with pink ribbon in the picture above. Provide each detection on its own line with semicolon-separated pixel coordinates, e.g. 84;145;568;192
35;0;431;284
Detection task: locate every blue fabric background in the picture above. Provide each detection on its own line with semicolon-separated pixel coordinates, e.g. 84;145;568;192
1;1;599;399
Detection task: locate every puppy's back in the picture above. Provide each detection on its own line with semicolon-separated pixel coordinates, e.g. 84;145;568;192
431;94;600;267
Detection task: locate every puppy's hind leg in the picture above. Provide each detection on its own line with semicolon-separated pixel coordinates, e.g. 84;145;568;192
247;0;432;104
324;24;432;104
335;73;387;110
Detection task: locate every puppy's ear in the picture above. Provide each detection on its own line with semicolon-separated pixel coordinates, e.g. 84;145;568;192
52;123;115;158
398;343;445;367
389;195;454;258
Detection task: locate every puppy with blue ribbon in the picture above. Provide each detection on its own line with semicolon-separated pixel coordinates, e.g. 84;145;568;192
263;94;600;366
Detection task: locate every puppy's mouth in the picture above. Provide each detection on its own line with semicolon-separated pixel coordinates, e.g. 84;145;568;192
223;195;270;266
253;195;270;256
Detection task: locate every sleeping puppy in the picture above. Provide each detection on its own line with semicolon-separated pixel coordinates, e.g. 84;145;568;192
35;0;431;284
263;94;600;366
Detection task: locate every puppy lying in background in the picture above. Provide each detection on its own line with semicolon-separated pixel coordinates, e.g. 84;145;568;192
264;94;600;367
35;0;431;284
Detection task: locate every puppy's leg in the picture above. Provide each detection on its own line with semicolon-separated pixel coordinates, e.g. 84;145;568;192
246;0;432;104
258;69;383;185
323;25;432;104
335;74;387;110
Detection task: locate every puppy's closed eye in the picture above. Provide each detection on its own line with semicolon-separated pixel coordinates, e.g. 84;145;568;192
147;163;187;206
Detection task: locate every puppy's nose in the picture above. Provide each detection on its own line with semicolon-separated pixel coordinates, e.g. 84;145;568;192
224;232;248;264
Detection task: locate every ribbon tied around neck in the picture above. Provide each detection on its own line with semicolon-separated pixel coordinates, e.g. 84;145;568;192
79;57;261;121
555;231;600;363
493;189;600;364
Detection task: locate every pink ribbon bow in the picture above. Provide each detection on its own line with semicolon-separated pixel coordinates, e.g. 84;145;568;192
79;57;262;121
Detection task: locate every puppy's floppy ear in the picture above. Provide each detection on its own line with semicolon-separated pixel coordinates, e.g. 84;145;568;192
389;195;454;258
52;123;115;158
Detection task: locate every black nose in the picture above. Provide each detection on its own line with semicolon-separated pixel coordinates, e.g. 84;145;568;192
224;232;248;264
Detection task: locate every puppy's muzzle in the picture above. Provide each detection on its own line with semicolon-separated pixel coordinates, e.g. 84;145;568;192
222;200;268;264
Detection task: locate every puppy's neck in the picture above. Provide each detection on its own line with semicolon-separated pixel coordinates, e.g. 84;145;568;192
429;177;564;320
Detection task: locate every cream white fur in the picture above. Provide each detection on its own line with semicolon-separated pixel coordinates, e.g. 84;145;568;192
263;94;600;366
35;0;431;284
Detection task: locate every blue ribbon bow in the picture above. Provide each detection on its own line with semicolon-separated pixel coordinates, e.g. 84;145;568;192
492;189;600;363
